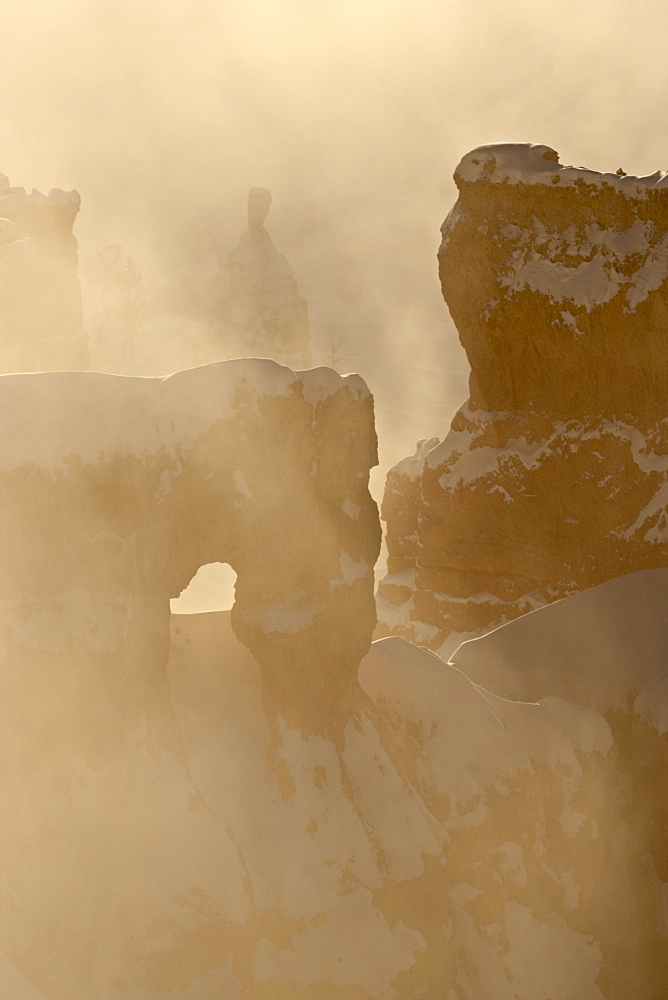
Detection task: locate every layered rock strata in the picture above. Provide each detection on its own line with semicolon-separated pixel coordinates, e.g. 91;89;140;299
379;143;668;648
0;173;88;372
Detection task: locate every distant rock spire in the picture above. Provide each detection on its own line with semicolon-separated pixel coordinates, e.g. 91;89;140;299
247;187;272;230
217;189;311;368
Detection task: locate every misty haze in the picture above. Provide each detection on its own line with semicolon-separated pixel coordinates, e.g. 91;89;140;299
0;2;666;998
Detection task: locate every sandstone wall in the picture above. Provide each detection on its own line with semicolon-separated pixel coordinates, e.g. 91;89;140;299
0;174;88;372
379;143;668;649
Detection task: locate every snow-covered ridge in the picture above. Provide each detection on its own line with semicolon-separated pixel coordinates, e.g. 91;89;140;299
455;143;668;194
0;359;371;472
298;366;370;405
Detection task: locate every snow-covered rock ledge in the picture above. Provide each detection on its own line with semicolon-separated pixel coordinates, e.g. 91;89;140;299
454;142;668;194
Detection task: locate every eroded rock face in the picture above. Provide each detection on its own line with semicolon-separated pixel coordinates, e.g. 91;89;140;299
379;144;668;648
0;174;88;372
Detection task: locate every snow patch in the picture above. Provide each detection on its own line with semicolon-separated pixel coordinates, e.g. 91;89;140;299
341;498;360;520
495;218;667;311
329;552;368;591
455;143;667;195
232;469;253;499
390;436;440;482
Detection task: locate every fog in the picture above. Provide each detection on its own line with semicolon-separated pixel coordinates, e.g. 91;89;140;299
2;0;664;347
2;0;664;609
1;4;667;995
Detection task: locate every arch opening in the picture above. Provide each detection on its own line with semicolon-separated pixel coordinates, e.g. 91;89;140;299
170;562;237;615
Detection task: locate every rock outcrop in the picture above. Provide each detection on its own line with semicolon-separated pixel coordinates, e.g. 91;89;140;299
0;173;88;372
379;144;668;649
3;562;666;997
217;188;311;369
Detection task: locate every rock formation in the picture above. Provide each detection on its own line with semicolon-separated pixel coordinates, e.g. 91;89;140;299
0;359;378;734
0;173;88;372
217;188;312;369
379;143;668;649
3;548;666;996
448;569;668;996
1;152;665;996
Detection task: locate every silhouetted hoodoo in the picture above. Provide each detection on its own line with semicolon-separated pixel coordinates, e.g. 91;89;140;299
217;188;311;368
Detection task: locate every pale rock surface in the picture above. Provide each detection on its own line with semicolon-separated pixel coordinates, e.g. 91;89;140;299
0;175;88;372
379;143;668;647
450;568;668;713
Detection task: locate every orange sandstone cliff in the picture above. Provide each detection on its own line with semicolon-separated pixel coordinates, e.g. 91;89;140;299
379;143;668;650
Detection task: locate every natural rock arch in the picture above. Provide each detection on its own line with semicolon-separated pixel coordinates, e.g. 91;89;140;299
170;561;238;613
0;359;380;746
